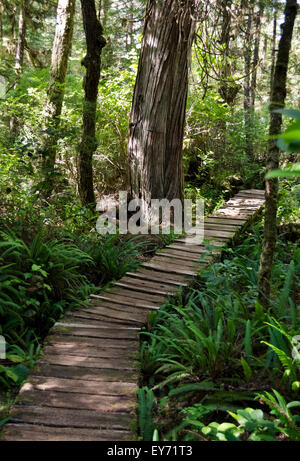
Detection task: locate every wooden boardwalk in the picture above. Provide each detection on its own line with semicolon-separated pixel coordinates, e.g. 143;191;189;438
2;190;265;441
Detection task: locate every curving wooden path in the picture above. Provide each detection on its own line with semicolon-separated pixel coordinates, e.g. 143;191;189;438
2;190;265;441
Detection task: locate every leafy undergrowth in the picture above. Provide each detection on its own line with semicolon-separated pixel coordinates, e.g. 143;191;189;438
139;223;300;441
0;227;157;415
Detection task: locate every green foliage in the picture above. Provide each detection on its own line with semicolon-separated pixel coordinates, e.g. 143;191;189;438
266;109;300;179
0;231;95;388
0;226;148;391
78;234;147;284
140;225;300;441
137;386;156;441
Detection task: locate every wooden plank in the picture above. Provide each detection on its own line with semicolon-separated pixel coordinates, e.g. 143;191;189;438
103;287;166;304
141;261;198;276
205;216;246;226
149;255;205;269
203;229;235;238
204;222;238;231
65;311;141;327
176;236;229;244
158;248;206;262
17;389;136;413
128;267;190;284
113;280;176;296
167;243;220;255
43;344;138;360
214;211;253;219
22;376;136;397
227;197;264;205
39;354;137;371
118;276;178;293
2;424;132;441
32;363;138;383
8;406;133;430
236;194;265;201
45;333;138;350
55;321;140;331
237;189;265;196
52;325;140;341
91;293;160;310
65;308;146;326
89;299;153;317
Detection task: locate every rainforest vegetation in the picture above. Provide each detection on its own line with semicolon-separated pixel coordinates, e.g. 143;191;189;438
0;0;299;442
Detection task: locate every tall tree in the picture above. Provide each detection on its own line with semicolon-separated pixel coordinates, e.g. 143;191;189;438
10;0;26;132
128;0;200;210
243;0;255;160
78;0;106;206
41;0;75;198
270;2;278;94
258;0;298;307
250;2;264;109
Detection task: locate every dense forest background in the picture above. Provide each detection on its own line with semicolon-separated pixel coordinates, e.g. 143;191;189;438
0;0;300;442
0;0;299;214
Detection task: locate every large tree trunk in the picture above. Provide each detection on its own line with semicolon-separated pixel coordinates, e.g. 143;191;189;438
41;0;75;198
258;0;298;307
78;0;106;206
10;0;26;133
128;0;199;209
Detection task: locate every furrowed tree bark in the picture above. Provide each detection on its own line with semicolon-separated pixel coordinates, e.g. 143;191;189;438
41;0;75;198
258;0;298;307
128;0;200;209
78;0;106;207
10;0;26;133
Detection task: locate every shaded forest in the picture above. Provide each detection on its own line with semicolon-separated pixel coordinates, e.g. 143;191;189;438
0;0;300;442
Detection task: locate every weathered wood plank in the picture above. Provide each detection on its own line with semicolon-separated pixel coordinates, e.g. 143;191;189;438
149;255;206;269
52;325;140;341
103;287;166;304
141;261;199;276
43;343;137;360
158;248;207;262
32;363;138;382
89;299;153;318
39;354;137;371
8;406;134;429
45;334;138;350
2;424;132;441
22;376;136;396
117;276;178;293
113;279;176;296
65;308;146;326
91;293;160;310
204;216;246;226
17;389;136;413
127;268;190;285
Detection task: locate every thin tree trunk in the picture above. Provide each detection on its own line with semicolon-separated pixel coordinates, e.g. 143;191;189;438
270;6;277;95
10;0;26;132
258;0;298;307
78;0;106;206
41;0;75;198
128;0;199;209
218;0;233;104
243;1;254;160
250;4;264;109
